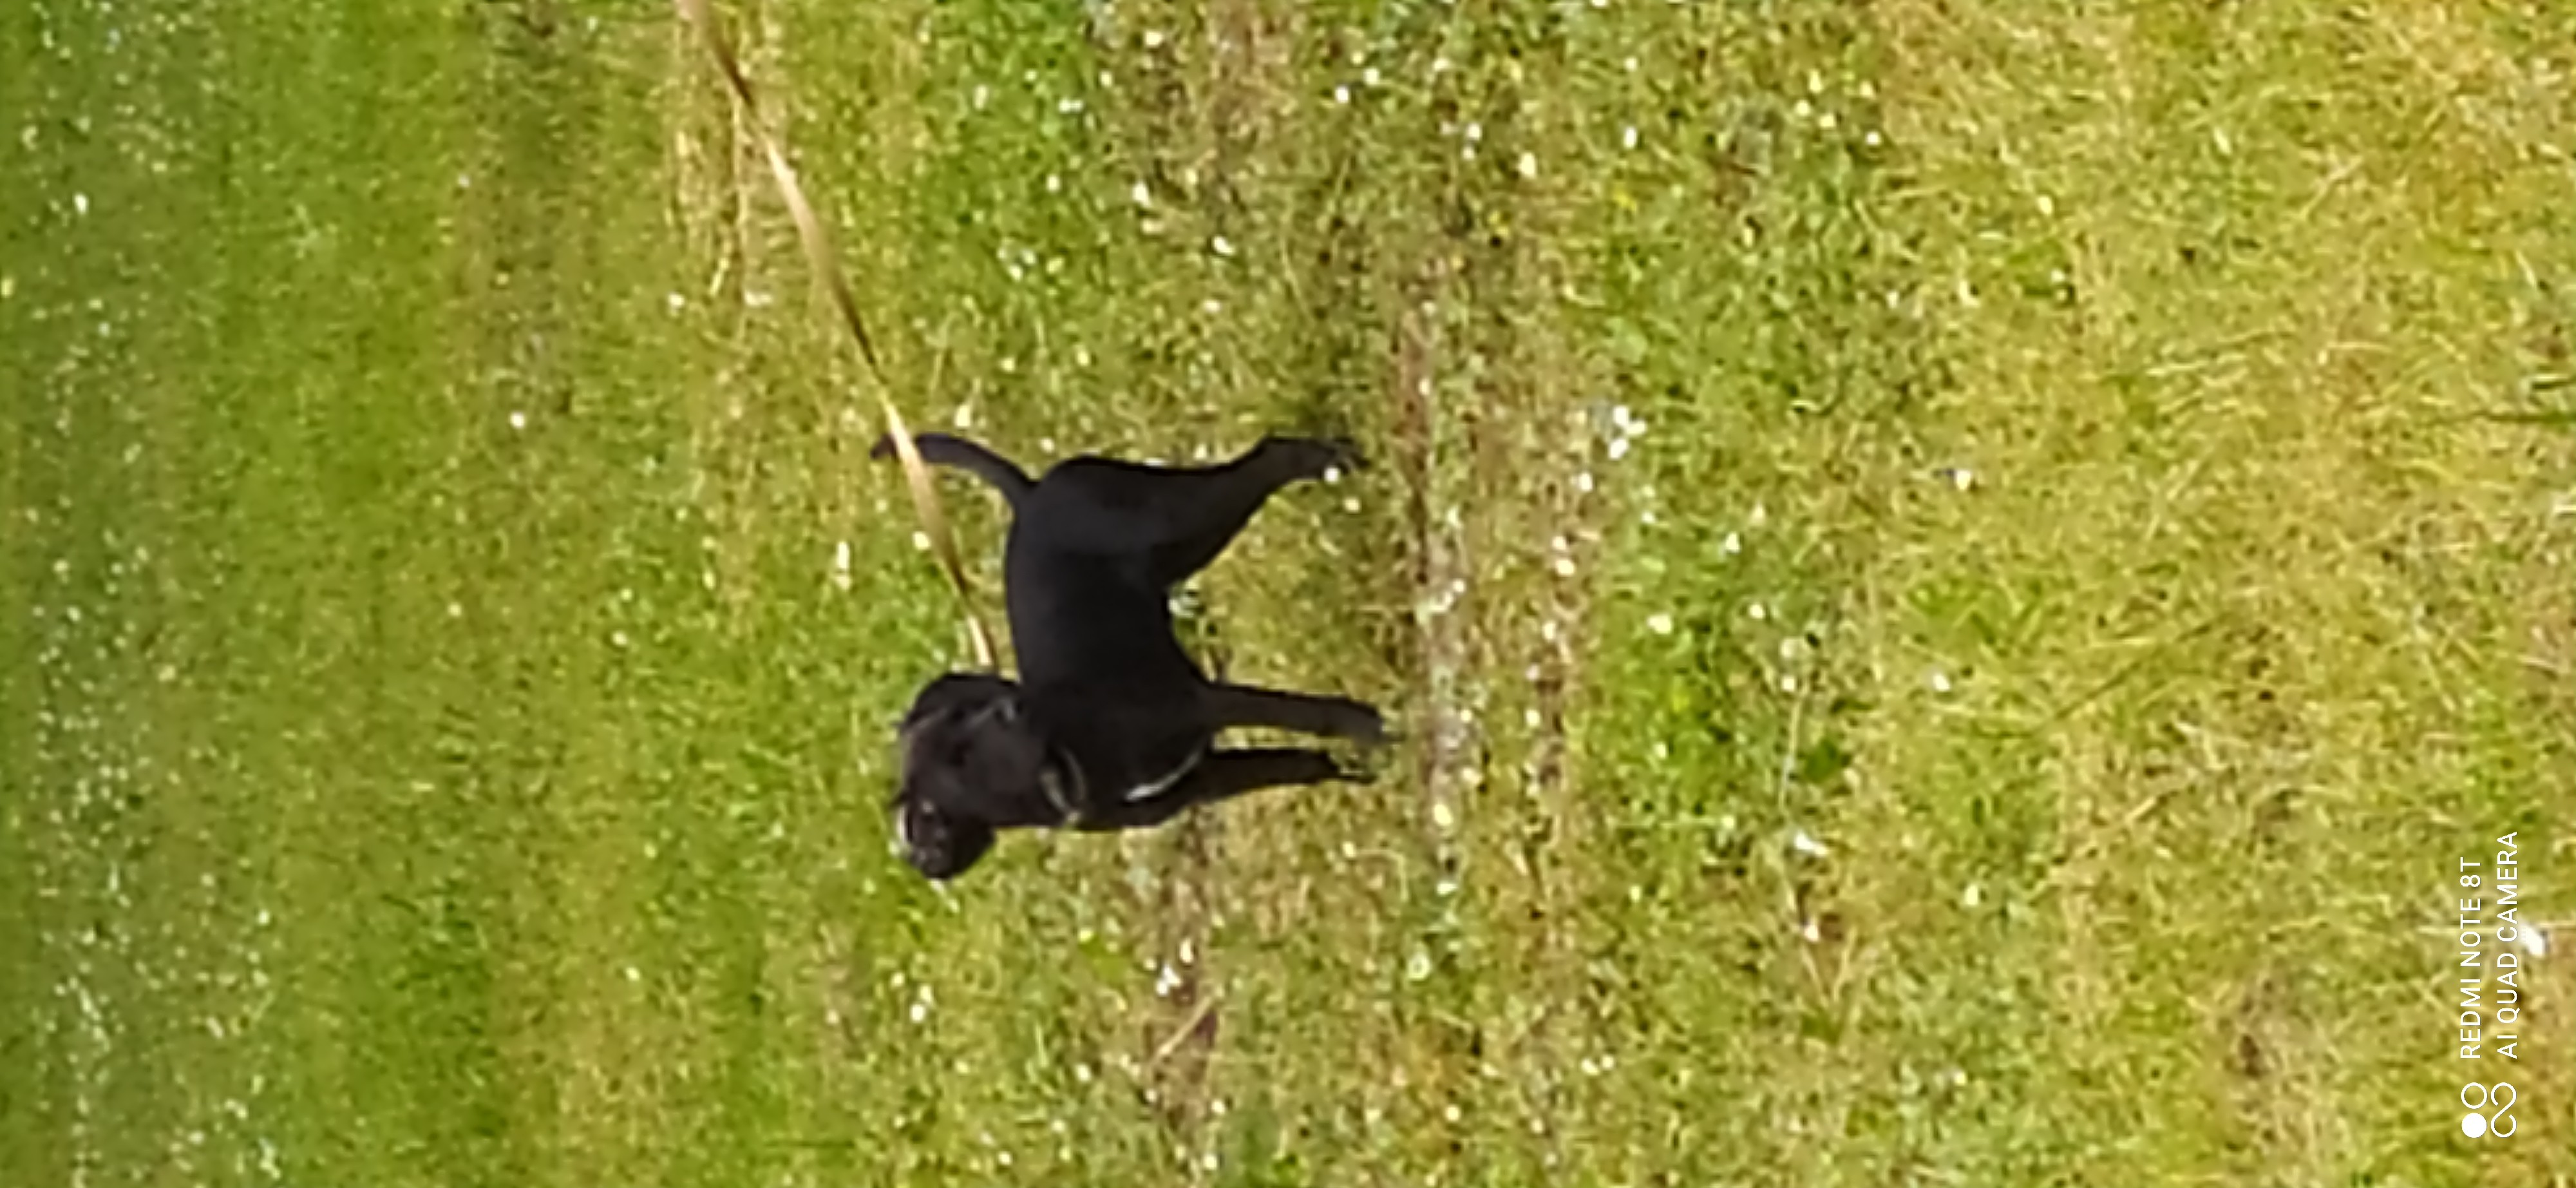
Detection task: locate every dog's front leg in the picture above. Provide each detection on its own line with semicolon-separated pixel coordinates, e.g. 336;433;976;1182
1075;748;1343;831
1198;682;1387;745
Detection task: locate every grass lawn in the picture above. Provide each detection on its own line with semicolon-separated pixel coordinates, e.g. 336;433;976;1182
5;1;2572;1184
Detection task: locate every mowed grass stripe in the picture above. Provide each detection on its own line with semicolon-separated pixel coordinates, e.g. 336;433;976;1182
1824;3;2575;1182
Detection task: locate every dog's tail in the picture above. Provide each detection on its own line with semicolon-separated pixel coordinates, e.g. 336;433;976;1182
871;432;1036;506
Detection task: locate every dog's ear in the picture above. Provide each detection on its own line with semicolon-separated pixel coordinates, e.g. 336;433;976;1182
902;671;1020;733
893;793;996;880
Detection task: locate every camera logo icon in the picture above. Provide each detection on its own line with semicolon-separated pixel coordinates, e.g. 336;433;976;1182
2460;1082;2517;1139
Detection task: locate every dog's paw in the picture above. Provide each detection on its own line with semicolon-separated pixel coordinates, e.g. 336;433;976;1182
1265;434;1365;481
1315;436;1365;475
1333;698;1393;749
867;433;902;462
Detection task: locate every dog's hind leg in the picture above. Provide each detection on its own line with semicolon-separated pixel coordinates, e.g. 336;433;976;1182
1074;748;1343;830
1034;436;1358;584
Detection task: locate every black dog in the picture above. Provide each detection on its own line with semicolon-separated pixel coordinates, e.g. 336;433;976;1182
873;432;1387;880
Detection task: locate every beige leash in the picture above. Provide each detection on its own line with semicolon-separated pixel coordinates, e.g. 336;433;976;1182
673;0;998;669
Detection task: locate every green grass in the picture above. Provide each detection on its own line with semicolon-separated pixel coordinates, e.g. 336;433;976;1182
5;1;2573;1185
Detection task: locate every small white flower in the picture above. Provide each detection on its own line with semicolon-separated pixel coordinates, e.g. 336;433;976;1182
1792;830;1828;857
1962;883;1983;908
1647;612;1674;635
1517;151;1539;179
1622;126;1639;151
1928;669;1953;694
1211;235;1235;257
508;411;526;430
1334;85;1351;104
1130;180;1151;207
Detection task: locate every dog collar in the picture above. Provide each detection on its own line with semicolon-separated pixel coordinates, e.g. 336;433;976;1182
1039;751;1086;825
1122;747;1208;803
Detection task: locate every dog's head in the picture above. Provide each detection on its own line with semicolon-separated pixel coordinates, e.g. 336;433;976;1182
889;672;1050;880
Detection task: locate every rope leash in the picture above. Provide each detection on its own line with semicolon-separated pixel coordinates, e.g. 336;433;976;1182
672;0;998;669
